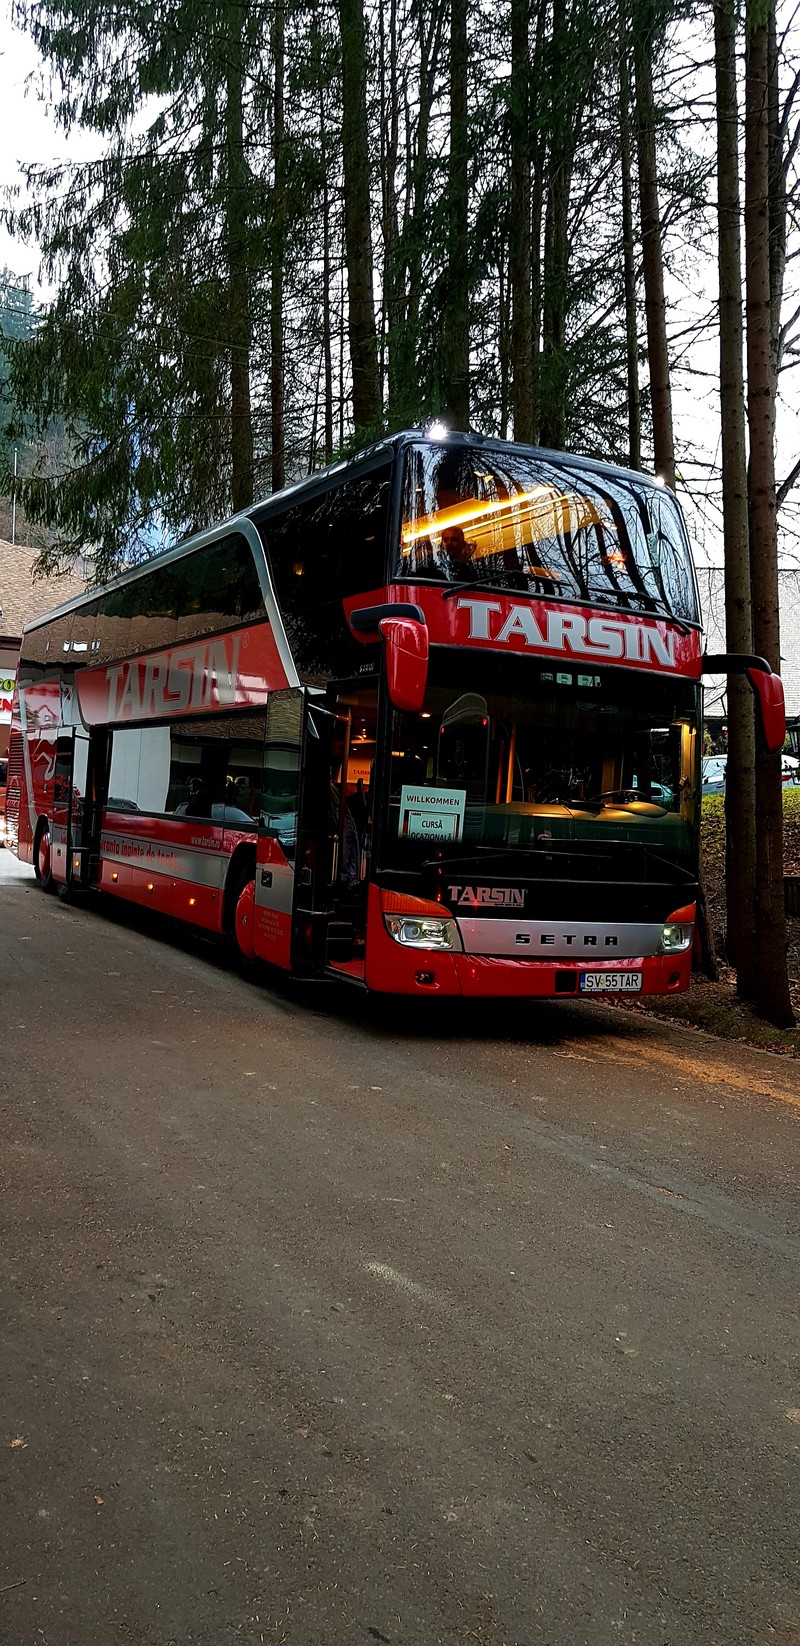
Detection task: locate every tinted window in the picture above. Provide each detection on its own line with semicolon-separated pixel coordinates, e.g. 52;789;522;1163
261;690;303;858
400;443;698;624
106;711;268;820
260;464;393;680
30;533;266;672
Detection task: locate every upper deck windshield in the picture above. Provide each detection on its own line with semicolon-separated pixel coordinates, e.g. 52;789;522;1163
399;441;699;625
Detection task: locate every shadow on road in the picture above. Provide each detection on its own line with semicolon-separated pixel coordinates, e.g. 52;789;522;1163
6;862;645;1051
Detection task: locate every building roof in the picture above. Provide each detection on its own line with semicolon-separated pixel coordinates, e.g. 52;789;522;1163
0;539;89;644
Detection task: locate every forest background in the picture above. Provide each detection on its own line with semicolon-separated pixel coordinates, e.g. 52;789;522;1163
0;0;799;1025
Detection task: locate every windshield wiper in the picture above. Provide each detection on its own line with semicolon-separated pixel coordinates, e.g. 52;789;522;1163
438;573;694;632
441;572;540;601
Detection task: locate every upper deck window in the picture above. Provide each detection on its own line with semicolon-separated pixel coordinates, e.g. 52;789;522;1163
22;532;265;671
258;463;393;680
399;442;698;625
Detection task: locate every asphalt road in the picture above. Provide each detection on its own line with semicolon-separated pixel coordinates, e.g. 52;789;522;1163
1;848;798;1646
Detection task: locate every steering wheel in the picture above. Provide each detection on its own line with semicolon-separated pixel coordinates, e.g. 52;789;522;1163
584;788;644;806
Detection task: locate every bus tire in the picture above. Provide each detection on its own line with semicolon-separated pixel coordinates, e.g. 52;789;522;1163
232;872;257;963
34;821;55;893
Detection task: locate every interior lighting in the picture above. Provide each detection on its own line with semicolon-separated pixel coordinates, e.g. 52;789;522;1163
401;485;553;546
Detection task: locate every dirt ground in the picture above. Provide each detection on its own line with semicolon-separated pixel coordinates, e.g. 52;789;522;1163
622;791;800;1053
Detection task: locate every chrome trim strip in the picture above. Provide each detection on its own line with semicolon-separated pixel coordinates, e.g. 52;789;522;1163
455;918;666;959
236;518;300;689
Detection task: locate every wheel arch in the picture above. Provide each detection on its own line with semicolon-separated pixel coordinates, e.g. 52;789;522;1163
222;842;257;933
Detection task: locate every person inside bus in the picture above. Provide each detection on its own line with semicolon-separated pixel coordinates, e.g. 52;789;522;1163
186;775;213;819
434;522;523;587
329;779;360;889
439;524;475;572
348;776;369;844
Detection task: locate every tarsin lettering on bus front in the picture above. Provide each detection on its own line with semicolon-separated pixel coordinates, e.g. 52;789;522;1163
456;600;677;667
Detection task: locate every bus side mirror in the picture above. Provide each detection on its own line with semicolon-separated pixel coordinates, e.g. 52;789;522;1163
379;616;429;715
746;666;785;754
702;652;786;754
348;601;430;714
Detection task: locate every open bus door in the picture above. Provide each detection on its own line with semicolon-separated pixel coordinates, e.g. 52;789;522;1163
50;726;90;890
50;723;108;894
252;688;344;975
295;689;375;976
253;687;373;978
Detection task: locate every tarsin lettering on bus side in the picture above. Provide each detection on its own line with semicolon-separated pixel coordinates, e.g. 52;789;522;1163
105;635;242;720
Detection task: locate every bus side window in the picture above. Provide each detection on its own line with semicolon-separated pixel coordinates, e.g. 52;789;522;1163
260;691;303;860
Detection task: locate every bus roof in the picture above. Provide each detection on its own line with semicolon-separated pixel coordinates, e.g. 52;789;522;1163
20;429;675;636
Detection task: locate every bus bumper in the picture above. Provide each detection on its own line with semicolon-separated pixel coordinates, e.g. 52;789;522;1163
451;951;692;998
365;891;692;997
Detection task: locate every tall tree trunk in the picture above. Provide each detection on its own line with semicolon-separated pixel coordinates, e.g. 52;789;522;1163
767;2;786;389
539;0;572;451
619;19;640;469
226;0;254;511
744;0;794;1028
443;0;469;428
530;0;547;441
321;100;334;463
380;0;401;418
397;1;445;423
338;0;382;435
270;0;285;493
498;237;511;437
312;14;334;462
633;22;675;488
714;0;757;995
510;0;533;443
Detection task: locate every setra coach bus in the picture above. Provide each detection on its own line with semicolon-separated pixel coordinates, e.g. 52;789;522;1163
5;429;785;998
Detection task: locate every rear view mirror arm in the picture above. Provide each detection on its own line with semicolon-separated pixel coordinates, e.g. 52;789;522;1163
701;652;786;755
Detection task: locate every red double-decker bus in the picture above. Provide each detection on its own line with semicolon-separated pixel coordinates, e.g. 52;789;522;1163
5;430;785;998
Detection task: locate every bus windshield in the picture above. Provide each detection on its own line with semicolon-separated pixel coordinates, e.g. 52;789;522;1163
398;441;698;624
380;652;700;880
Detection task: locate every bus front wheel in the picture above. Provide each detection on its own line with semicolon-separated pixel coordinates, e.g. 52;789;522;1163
233;874;257;962
34;822;55;893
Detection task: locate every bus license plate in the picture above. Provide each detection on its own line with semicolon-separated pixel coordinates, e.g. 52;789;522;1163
580;971;642;993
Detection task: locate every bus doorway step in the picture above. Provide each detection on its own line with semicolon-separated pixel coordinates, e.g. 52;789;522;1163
327;957;367;985
326;920;357;962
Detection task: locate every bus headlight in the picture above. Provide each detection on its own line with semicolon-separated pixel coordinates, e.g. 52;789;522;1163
660;922;693;953
384;914;462;951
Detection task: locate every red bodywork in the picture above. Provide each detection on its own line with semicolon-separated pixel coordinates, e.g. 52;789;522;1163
10;590;704;998
346;585;703;679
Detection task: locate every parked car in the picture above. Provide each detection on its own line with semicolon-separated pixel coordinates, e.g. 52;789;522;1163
701;755;728;795
702;752;800;796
